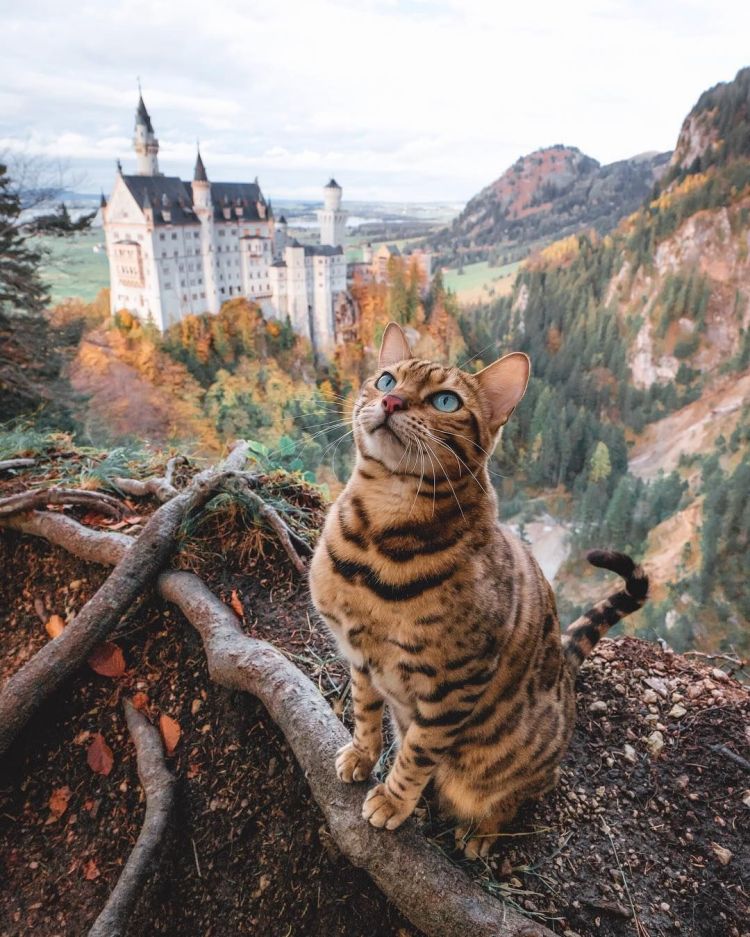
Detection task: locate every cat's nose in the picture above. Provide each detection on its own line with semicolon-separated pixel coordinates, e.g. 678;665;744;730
382;394;407;415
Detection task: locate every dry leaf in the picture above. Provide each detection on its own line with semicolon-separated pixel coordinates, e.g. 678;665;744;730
88;642;126;677
131;691;149;711
83;859;100;881
229;589;244;619
711;842;733;865
159;714;181;755
87;733;114;776
48;786;71;820
45;614;65;639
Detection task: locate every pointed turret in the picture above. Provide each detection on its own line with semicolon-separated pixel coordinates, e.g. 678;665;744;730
194;149;208;182
100;192;107;208
133;88;160;176
135;95;154;134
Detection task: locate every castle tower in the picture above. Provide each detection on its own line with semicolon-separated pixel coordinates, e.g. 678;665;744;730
133;93;160;176
191;148;218;311
317;178;347;247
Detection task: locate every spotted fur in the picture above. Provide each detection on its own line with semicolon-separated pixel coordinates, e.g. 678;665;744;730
309;323;648;858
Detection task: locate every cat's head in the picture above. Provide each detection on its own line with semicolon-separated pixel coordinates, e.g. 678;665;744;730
353;322;529;479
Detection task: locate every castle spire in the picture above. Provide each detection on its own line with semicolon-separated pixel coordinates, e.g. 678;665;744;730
194;147;208;182
133;85;160;177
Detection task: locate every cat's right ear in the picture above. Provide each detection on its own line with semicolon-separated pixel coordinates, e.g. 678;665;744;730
379;322;412;368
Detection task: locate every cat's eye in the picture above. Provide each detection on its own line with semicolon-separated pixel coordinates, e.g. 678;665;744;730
376;372;397;392
431;391;461;413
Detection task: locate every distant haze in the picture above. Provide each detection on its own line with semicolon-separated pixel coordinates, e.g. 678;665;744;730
1;0;749;202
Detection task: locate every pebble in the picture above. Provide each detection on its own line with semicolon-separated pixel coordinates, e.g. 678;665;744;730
642;689;659;704
669;704;687;718
711;843;733;865
644;676;668;698
646;730;665;755
589;700;608;715
623;744;638;765
741;790;750;808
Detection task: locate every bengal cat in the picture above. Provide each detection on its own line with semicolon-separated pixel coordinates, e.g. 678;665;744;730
309;322;648;858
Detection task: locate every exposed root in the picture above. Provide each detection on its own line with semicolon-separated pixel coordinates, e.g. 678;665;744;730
88;699;175;937
0;449;248;757
0;458;36;472
158;570;555;937
230;475;310;574
0;486;124;519
112;455;189;503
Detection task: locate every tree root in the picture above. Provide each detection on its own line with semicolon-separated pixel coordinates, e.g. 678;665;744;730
0;458;36;472
0;448;248;756
0;486;124;519
112;455;189;504
88;699;175;937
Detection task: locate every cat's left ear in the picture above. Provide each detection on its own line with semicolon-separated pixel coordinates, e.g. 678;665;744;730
379;322;412;368
475;352;530;432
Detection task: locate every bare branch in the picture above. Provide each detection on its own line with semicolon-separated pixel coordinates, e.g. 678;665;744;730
88;700;175;937
0;487;124;520
112;476;178;503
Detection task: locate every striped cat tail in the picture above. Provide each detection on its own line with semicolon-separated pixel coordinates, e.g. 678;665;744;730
562;550;649;674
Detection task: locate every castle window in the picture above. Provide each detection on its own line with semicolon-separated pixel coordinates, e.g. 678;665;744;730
171;233;177;240
159;234;165;241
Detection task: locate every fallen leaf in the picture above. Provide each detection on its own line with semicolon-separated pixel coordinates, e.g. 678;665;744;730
229;589;244;619
88;643;126;677
87;734;114;776
131;691;149;711
159;714;181;755
34;597;48;622
45;614;65;639
48;786;71;820
83;859;100;880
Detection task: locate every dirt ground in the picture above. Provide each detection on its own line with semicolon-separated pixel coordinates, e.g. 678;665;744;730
0;478;748;937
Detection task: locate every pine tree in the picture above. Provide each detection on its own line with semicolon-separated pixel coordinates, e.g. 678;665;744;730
589;441;612;483
0;163;48;313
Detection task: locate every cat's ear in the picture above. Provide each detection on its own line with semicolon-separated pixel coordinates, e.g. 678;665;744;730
475;352;530;432
379;322;412;368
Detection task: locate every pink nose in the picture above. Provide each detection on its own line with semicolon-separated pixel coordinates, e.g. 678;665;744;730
382;394;406;415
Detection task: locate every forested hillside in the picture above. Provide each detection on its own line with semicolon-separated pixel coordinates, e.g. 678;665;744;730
459;66;750;656
430;145;670;266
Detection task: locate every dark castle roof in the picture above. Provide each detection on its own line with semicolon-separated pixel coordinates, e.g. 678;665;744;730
135;95;154;134
194;150;208;182
325;178;341;189
120;175;265;226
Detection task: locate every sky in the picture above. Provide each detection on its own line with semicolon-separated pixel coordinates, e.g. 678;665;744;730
1;0;749;204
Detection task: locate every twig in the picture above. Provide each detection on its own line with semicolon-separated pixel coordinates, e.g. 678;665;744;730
231;477;310;574
0;458;36;472
0;486;124;519
709;744;750;774
684;650;747;676
88;700;175;937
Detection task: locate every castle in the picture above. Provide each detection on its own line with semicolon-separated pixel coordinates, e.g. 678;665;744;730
101;95;348;356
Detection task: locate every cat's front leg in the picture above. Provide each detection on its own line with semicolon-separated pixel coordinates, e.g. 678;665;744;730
362;672;490;829
336;663;384;783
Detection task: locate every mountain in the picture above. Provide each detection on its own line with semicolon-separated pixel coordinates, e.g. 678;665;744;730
431;145;671;265
459;66;750;656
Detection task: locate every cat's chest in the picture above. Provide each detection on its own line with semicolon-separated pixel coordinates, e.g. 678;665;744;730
326;610;423;702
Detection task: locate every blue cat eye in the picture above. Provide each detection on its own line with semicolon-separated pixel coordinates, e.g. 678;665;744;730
376;372;397;392
431;391;462;413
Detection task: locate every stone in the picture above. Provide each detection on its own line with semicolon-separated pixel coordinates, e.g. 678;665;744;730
623;744;638;765
669;704;687;718
644;676;668;698
646;730;665;755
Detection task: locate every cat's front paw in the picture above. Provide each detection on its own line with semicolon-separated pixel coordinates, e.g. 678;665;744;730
362;782;412;830
335;742;378;783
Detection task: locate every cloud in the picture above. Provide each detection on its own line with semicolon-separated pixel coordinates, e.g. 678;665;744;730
1;0;750;201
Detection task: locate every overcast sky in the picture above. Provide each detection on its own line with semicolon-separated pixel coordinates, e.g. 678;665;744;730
1;0;749;203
